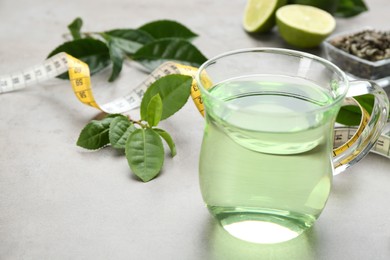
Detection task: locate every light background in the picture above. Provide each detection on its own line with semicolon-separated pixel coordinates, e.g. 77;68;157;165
0;0;389;259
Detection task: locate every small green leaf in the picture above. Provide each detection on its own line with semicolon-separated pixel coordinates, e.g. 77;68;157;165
138;20;198;40
47;38;110;79
146;94;163;127
77;116;115;150
154;128;176;157
335;0;368;17
68;17;83;40
132;38;207;71
107;39;125;82
125;128;164;182
140;74;192;121
109;115;136;149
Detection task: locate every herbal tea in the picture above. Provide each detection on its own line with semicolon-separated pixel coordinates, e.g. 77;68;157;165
199;75;337;243
197;48;388;244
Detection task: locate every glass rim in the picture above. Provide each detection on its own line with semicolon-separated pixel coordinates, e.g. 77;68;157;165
195;47;349;114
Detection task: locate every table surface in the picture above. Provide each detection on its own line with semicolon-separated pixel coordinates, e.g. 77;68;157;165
1;0;390;259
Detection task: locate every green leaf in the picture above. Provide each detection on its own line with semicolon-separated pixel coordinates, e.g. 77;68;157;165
105;36;142;56
355;94;374;115
103;29;154;55
107;39;125;82
153;128;176;157
140;74;192;121
109;115;136;149
336;94;374;126
77;116;115;150
287;0;339;13
47;38;110;79
132;38;207;72
335;0;368;17
105;29;154;45
138;20;198;40
125;128;164;182
146;94;163;127
68;17;83;40
336;105;362;126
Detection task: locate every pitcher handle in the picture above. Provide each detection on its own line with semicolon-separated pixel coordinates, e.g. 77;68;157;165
333;81;389;175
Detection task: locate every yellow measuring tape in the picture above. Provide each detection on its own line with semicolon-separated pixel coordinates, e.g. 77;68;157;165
1;52;389;159
0;53;204;115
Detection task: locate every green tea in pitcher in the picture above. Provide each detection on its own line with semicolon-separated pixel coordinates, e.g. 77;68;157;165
199;75;338;243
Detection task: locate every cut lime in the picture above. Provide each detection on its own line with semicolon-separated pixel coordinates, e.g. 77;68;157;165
243;0;287;33
276;4;336;48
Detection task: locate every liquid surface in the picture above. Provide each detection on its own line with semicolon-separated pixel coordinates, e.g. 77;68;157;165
200;75;336;243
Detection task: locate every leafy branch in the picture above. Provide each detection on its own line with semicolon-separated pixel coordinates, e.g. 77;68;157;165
48;18;207;182
76;74;193;182
48;18;207;82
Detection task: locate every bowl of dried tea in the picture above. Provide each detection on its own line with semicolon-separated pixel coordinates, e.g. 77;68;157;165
323;28;390;80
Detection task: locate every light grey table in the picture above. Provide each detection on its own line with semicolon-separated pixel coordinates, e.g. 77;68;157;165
1;0;389;259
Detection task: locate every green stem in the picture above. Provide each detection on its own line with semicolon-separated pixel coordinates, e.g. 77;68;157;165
61;31;102;40
128;116;148;128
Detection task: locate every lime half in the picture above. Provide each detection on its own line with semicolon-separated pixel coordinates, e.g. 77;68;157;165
243;0;287;33
276;4;336;48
